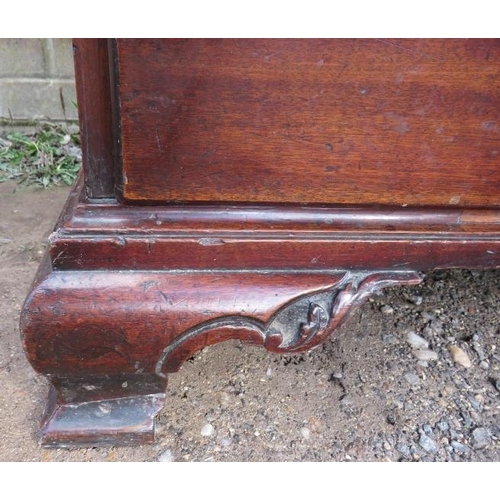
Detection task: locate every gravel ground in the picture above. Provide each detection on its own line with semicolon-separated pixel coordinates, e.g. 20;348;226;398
1;181;499;462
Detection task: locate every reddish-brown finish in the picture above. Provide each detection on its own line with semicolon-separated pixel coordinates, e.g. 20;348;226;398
115;39;500;206
50;234;500;272
20;39;500;447
22;269;350;375
21;258;419;445
73;39;115;198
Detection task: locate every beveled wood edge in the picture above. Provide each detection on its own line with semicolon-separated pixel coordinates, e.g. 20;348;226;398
66;188;500;236
47;178;500;272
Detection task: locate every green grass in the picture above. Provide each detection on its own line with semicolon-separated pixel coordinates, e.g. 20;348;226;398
0;123;81;188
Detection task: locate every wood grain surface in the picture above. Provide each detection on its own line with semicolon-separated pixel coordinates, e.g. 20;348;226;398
73;39;115;198
114;39;500;207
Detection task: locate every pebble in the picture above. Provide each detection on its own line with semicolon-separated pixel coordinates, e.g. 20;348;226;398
471;427;491;449
382;333;397;344
451;441;471;455
421;312;435;322
448;345;472;368
406;331;429;349
413;349;438;361
419;434;440;454
300;427;311;440
405;372;420;386
437;420;450;432
157;449;173;462
396;442;411;457
381;305;394;314
422;424;433;435
220;437;232;448
409;295;423;306
468;395;482;412
200;423;215;437
387;414;396;425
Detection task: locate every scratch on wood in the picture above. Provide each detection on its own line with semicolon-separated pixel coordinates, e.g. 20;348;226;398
142;281;158;292
375;39;446;63
155;129;163;152
198;238;225;246
158;290;170;304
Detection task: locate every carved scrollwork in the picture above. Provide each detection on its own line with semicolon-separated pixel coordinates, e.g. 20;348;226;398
155;270;422;377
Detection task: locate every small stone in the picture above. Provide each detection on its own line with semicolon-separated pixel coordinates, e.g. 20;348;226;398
451;441;471;455
157;449;173;462
381;305;394;314
413;349;439;361
421;312;435;321
419;434;440;454
220;391;231;404
437;420;450;432
300;427;311;440
200;423;215;437
479;361;490;370
396;442;411;457
471;427;492;449
405;372;420;386
387;414;396;425
407;331;429;349
422;424;433;435
382;333;397;344
468;395;482;412
410;295;423;306
266;367;272;377
449;345;472;368
220;437;232;448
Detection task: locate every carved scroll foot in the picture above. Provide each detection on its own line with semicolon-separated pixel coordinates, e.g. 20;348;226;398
39;375;167;448
155;270;423;373
21;267;422;447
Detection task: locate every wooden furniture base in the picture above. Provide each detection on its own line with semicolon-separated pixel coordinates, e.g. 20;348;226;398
20;39;500;447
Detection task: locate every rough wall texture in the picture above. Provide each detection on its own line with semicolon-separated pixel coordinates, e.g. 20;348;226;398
0;39;77;130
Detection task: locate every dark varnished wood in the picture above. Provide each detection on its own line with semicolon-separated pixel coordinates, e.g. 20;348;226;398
114;39;500;206
50;234;500;272
21;258;419;445
20;39;500;447
73;39;115;198
40;375;167;447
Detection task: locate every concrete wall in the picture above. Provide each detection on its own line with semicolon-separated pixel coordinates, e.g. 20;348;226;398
0;39;78;130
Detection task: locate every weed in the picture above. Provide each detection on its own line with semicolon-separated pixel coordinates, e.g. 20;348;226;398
0;123;81;187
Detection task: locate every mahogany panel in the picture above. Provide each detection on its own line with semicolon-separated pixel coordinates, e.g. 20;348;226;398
115;39;500;207
50;234;500;272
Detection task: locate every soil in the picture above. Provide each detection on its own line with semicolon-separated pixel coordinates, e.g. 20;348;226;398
1;180;499;462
